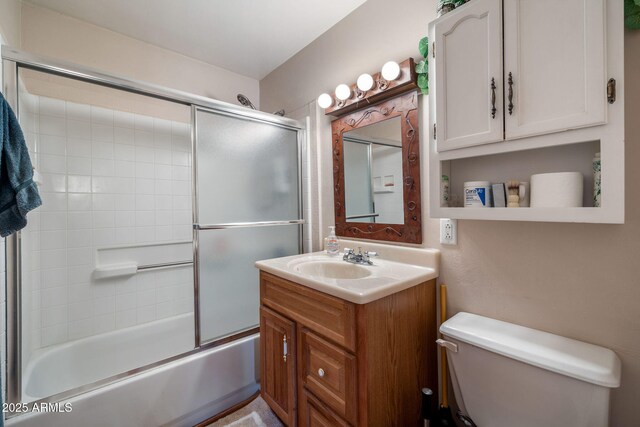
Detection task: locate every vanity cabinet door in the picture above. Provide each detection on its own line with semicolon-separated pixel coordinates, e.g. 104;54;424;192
503;0;606;140
261;307;297;426
434;0;503;152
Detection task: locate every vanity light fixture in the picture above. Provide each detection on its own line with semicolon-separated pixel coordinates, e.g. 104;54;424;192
381;61;401;81
317;93;334;109
319;58;417;116
335;84;352;101
356;73;375;92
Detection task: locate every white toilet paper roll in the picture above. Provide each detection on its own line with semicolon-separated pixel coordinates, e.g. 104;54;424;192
530;172;583;208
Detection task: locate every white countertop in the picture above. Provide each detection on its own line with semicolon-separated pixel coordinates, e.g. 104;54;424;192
256;241;440;304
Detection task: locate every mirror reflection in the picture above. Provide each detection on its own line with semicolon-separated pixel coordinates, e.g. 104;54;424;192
343;116;404;225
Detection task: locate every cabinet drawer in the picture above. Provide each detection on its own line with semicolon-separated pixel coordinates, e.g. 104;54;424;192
300;390;350;427
260;272;357;351
300;329;357;425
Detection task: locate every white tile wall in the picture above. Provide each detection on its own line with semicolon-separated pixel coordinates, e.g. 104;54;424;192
20;94;194;356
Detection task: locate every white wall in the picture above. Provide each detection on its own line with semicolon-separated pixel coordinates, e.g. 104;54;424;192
20;2;259;108
0;0;21;48
260;1;640;425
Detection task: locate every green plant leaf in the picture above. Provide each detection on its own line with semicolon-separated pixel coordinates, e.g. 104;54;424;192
625;0;640;29
415;60;428;74
417;73;429;89
626;10;640;29
419;37;429;58
626;0;640;15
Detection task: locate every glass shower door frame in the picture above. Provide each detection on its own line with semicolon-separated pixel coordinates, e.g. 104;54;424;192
1;46;306;414
191;105;305;347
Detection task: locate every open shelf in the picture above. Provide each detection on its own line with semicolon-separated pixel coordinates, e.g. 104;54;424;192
443;141;600;208
429;139;623;224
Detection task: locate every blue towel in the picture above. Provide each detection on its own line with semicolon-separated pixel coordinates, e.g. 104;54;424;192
0;92;41;237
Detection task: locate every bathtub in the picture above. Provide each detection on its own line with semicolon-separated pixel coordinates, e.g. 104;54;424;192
8;315;260;427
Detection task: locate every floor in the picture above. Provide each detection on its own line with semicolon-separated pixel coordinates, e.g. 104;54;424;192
197;394;283;427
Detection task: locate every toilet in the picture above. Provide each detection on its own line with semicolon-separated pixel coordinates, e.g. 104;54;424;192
438;312;621;427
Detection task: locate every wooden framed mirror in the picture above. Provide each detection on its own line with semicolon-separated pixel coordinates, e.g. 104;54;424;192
332;91;422;244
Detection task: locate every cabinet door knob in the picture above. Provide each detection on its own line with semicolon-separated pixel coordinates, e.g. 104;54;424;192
318;368;325;378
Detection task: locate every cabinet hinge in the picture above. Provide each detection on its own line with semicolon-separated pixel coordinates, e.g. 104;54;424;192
433;123;437;140
607;78;616;104
432;42;435;58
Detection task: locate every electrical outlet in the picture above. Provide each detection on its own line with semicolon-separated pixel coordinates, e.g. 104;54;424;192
440;218;457;245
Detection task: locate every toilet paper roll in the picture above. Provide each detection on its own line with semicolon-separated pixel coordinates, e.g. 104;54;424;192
530;172;583;208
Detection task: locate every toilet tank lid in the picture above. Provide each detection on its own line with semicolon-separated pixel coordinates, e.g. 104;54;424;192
440;312;621;388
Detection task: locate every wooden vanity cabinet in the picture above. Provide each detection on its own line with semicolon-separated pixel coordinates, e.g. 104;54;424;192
259;271;437;427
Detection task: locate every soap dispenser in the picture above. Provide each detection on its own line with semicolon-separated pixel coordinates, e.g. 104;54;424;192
324;226;340;256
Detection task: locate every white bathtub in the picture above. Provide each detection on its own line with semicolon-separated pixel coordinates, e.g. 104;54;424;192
8;315;260;427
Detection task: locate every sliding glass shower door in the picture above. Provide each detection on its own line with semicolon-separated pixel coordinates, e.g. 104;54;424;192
194;107;303;344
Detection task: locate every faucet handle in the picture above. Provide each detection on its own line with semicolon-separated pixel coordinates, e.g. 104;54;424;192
343;247;353;254
365;251;378;257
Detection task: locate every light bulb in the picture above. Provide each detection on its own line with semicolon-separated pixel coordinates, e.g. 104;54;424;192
356;73;374;92
335;84;351;101
317;93;334;109
381;61;401;81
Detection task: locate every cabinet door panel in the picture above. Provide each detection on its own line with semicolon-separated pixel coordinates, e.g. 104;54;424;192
435;0;503;151
504;0;606;140
261;307;296;426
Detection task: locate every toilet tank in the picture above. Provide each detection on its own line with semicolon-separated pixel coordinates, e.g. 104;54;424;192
439;312;621;427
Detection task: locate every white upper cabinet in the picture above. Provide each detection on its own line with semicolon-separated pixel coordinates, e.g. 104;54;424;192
428;0;624;224
503;0;606;140
434;0;503;151
434;0;607;152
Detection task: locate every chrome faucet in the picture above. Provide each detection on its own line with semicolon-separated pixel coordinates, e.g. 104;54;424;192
343;247;378;265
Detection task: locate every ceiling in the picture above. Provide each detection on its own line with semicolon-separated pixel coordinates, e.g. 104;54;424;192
25;0;367;80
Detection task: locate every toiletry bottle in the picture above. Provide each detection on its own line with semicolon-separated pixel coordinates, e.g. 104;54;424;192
593;152;601;207
441;175;450;207
325;226;340;256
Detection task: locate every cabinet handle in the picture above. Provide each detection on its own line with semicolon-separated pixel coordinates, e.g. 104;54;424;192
283;335;288;363
318;368;325;378
490;78;497;119
607;78;616;104
508;72;514;115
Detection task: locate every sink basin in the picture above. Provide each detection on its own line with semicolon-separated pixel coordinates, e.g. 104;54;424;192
294;260;372;279
256;241;440;304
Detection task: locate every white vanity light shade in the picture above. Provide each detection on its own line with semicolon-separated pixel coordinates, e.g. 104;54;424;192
335;84;352;101
356;73;375;91
381;61;401;81
317;93;334;109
